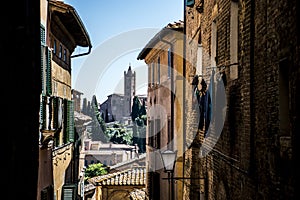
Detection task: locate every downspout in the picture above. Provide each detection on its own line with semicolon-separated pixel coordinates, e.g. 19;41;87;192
158;33;175;200
158;34;174;149
71;45;92;58
182;0;187;197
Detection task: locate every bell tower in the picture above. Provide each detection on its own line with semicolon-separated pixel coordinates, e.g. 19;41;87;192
124;63;136;116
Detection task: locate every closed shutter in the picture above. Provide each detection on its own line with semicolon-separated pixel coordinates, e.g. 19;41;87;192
40;24;47;95
40;185;53;200
39;95;45;130
64;99;74;143
62;184;76;200
68;100;75;142
46;48;52;96
40;24;45;45
41;46;47;95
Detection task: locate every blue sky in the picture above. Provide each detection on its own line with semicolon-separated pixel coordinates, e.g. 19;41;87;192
65;0;183;103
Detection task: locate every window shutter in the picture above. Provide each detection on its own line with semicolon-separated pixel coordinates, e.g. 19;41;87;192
40;24;46;45
68;100;75;142
41;46;47;95
62;184;76;200
40;185;53;200
64;100;74;143
46;48;52;96
39;95;46;130
186;0;195;7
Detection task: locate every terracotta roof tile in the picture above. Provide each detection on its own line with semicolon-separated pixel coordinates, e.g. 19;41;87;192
89;166;146;186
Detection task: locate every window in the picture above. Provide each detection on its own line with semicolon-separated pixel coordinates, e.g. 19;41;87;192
59;44;62;58
279;59;290;135
154;119;161;149
167;118;173;150
63;48;67;62
168;48;172;78
157;57;160;84
196;43;203;75
53;39;57;55
152;62;155;85
230;0;238;80
211;21;217;67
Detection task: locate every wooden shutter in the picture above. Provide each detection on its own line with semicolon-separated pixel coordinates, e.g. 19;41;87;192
186;0;195;7
64;99;74;143
62;184;76;200
40;185;53;200
40;24;46;45
46;48;52;96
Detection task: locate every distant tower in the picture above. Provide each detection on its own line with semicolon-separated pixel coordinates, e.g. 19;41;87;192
124;63;136;116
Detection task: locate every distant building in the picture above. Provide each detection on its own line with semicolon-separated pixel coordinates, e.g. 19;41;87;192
124;64;136;116
100;64;146;123
83;139;139;167
72;89;84;112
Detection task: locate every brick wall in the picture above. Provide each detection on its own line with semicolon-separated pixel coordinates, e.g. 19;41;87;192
183;0;298;199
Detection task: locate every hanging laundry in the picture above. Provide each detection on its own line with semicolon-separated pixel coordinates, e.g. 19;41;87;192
197;78;210;136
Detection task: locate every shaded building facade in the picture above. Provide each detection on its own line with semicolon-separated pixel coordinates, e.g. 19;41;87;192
183;0;299;199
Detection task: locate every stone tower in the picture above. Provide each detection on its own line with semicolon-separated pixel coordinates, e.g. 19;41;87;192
124;64;136;116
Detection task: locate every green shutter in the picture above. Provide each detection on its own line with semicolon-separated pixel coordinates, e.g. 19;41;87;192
40;24;46;45
64;100;74;143
62;184;76;200
46;48;52;95
186;0;194;7
40;95;46;130
68;100;74;142
41;46;48;95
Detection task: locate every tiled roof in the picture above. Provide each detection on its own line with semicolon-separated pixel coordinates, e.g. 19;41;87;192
166;20;184;29
137;20;184;60
84;183;95;192
88;167;146;186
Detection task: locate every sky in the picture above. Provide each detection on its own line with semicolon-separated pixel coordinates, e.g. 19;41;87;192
64;0;183;103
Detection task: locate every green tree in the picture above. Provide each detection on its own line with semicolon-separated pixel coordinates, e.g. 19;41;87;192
91;95;106;133
105;123;133;145
131;96;147;153
84;163;108;183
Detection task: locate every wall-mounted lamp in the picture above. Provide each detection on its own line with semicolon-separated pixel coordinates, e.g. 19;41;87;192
160;149;177;200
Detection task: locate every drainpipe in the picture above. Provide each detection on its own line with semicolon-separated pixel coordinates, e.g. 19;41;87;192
159;34;174;150
182;0;187;198
158;33;175;200
71;45;92;58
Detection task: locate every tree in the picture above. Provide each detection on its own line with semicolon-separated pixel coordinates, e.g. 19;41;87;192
105;123;133;145
131;96;147;153
91;95;106;133
84;163;108;183
89;95;108;142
